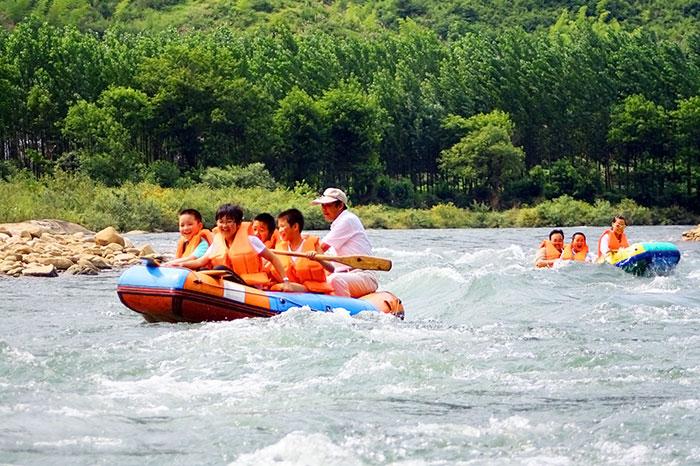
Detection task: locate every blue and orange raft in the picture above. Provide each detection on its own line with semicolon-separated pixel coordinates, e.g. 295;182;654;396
117;264;404;323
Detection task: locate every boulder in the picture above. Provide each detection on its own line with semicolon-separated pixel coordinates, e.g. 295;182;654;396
36;257;75;270
28;219;92;235
0;261;22;273
125;230;149;235
89;256;112;269
65;263;99;275
139;244;157;257
682;225;700;241
77;258;99;272
113;253;138;265
0;233;9;241
7;266;23;277
95;227;125;246
22;264;58;277
104;243;124;253
11;245;32;255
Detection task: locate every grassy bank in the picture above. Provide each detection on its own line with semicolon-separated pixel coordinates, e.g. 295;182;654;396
1;173;698;232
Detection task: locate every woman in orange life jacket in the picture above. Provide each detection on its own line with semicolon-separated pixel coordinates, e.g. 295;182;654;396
534;229;565;268
252;212;279;249
268;208;334;294
165;209;214;266
597;215;630;259
560;232;591;262
176;204;293;291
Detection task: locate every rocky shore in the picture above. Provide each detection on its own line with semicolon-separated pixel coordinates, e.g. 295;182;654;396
0;220;159;277
682;225;700;241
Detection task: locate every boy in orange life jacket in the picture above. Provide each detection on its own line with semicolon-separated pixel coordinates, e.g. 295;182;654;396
252;213;279;249
534;229;565;268
176;204;292;290
269;208;334;293
165;209;213;265
598;215;630;258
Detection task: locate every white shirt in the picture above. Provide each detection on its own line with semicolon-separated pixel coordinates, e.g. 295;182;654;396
322;209;372;270
248;235;266;254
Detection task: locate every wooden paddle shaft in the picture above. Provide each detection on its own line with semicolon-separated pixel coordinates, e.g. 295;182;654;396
273;250;392;271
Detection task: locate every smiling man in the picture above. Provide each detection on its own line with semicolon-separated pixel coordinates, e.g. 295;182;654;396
311;187;379;298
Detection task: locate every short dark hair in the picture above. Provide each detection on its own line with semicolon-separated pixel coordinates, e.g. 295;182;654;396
278;208;304;231
612;215;626;224
254;213;276;234
215;204;243;223
572;231;586;241
179;208;203;223
549;229;564;240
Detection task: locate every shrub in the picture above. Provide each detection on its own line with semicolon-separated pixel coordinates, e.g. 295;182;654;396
200;163;278;190
146;160;181;188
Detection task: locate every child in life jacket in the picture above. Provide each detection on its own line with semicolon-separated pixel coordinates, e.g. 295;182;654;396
176;204;292;290
560;232;593;262
269;208;334;293
534;229;565;268
252;212;279;249
165;209;214;265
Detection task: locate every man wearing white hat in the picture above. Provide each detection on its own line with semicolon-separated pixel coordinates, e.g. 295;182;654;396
311;187;379;297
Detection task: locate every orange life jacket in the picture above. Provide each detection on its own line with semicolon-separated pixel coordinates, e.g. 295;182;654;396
209;221;270;287
560;243;589;261
537;239;562;268
264;230;279;250
246;223;279;249
597;229;629;257
175;229;214;259
271;236;333;294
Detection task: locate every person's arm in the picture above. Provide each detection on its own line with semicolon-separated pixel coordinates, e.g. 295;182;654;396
166;240;209;265
599;234;611;255
307;245;334;273
177;243;214;270
534;247;555;268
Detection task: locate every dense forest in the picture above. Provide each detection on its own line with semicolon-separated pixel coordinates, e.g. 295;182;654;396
0;2;699;212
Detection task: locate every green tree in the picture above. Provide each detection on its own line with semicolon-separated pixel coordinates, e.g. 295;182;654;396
272;87;326;187
62;100;140;185
608;94;669;202
439;110;525;208
671;96;700;204
319;81;384;203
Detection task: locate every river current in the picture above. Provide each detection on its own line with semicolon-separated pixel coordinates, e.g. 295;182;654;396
1;226;699;465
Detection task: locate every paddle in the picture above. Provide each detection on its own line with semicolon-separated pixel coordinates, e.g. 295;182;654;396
142;256;163;267
273;250;392;271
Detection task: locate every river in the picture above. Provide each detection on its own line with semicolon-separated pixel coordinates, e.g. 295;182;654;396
1;226;699;465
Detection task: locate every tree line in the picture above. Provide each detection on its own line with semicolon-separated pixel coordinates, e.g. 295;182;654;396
0;14;699;210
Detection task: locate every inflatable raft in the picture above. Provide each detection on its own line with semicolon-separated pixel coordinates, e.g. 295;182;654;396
603;242;681;276
117;264;404;323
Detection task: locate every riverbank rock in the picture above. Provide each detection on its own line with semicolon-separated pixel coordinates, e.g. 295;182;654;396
95;227;125;246
0;220;162;278
682;225;700;241
0;219;92;237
